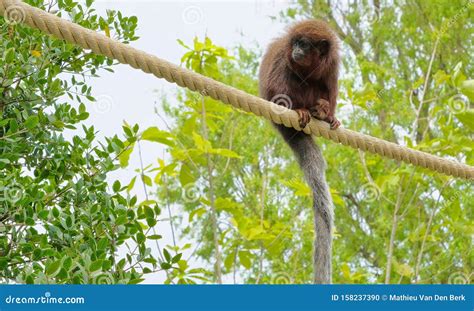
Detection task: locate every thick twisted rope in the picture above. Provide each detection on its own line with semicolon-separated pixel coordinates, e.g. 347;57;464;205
1;0;473;180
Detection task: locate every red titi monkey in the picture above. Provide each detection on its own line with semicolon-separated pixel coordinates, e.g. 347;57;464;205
259;20;340;284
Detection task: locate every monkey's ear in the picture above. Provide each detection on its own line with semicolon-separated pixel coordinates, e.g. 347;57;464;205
318;40;330;55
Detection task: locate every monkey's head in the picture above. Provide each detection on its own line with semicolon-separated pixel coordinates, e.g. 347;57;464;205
290;36;330;66
286;20;339;76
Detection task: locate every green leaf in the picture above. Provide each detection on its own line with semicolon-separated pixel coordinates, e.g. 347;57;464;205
177;38;191;50
128;278;145;284
127;176;137;193
142;174;152;187
179;162;196;186
45;260;61;276
163;248;171;262
140;200;157;207
112;180;121;192
115;215;127;225
148;234;162;240
224;251;235;270
33;249;42;260
189;207;206;222
238;251;252;269
144;206;154;218
460;80;474;101
146;217;157;227
97;238;109;250
90;260;103;272
4;48;15;63
192;132;212;151
24;115;39;130
119;143;134;167
455;110;474;131
63;257;73;270
136;232;146;243
102;260;112;271
172;253;182;263
0;259;7;270
141;127;175;146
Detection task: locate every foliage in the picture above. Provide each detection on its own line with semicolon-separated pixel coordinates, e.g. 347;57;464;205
283;0;474;284
142;1;473;284
0;0;166;284
1;0;472;285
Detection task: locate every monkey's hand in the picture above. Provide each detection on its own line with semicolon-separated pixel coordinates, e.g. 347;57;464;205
326;115;341;129
309;99;330;120
295;108;311;129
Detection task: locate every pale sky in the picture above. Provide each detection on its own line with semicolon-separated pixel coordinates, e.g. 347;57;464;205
79;0;289;283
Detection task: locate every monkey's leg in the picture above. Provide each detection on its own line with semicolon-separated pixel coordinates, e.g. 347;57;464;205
295;108;311;129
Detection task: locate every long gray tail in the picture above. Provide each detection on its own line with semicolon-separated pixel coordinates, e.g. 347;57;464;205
275;124;333;284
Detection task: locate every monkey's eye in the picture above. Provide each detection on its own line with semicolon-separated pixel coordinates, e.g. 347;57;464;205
297;40;309;49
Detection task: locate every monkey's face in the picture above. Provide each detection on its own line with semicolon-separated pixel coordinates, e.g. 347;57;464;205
290;37;330;68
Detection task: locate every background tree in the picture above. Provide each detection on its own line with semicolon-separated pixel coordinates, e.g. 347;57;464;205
147;0;473;284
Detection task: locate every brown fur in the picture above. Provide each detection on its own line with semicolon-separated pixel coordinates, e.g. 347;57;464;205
259;19;341;128
258;19;340;284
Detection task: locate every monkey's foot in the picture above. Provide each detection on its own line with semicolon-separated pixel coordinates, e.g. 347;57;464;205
310;99;330;120
326;116;341;129
295;108;311;129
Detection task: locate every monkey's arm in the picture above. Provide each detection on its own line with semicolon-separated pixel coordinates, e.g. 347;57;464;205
326;72;340;129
